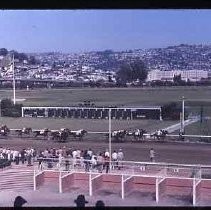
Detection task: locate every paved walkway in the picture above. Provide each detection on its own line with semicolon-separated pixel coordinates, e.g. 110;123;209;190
0;187;196;207
155;116;200;134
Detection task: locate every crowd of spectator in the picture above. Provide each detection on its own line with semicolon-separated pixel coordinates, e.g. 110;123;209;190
37;147;124;173
0;147;35;165
0;146;124;173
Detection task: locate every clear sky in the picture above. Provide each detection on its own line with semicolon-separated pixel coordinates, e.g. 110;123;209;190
0;10;211;53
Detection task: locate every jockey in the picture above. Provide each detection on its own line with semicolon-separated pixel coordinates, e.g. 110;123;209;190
157;130;162;136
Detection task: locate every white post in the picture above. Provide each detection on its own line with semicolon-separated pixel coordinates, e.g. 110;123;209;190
59;171;62;193
199;168;202;179
33;169;36;191
21;107;24;117
12;54;16;105
89;173;92;196
109;108;112;170
121;175;124;199
100;109;102;119
156;178;159;203
193;178;196;206
159;108;162;121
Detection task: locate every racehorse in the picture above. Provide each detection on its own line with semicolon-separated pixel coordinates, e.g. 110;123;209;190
106;130;127;142
0;125;10;136
51;128;71;142
69;129;87;141
151;129;168;141
33;128;50;139
15;127;32;137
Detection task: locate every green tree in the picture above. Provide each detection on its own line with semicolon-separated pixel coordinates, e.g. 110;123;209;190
130;60;148;83
173;74;182;84
18;53;28;62
116;60;148;85
116;63;132;85
28;55;38;65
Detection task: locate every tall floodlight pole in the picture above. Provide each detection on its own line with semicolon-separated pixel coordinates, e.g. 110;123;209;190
109;108;112;170
182;96;185;133
12;54;16;105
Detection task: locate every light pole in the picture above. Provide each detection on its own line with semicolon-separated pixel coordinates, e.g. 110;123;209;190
181;96;185;134
12;53;16;105
108;108;112;170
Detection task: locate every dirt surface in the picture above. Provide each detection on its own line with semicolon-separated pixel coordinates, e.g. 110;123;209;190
1;136;211;165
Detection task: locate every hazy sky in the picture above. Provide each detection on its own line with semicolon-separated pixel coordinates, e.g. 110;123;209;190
0;10;211;53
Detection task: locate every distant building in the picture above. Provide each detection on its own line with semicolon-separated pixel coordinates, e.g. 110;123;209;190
147;70;208;82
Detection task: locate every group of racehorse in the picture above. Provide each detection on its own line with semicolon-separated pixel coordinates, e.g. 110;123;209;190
106;129;169;142
0;125;87;142
0;125;168;143
106;129;147;142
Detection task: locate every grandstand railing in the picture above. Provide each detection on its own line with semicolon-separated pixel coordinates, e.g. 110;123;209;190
33;157;211;179
32;157;211;205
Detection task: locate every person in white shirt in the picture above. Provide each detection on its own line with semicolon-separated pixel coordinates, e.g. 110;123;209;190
72;149;78;167
117;149;124;169
43;149;49;158
91;155;97;170
7;149;11;161
2;148;6;159
96;153;104;173
111;150;118;169
87;148;93;157
76;150;81;158
13;150;20;165
5;148;10;159
57;153;63;169
72;150;78;159
104;149;110;158
58;148;63;155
